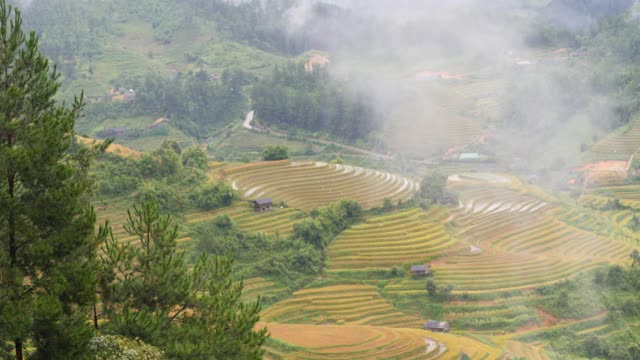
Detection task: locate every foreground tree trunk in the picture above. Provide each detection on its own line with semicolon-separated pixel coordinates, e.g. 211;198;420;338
14;339;22;360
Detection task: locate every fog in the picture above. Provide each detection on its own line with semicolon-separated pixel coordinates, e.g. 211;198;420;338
281;0;620;173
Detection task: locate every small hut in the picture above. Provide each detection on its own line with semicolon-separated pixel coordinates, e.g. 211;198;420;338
423;320;451;332
410;265;430;276
253;198;272;212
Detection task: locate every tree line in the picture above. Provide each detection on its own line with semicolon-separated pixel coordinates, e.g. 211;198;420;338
79;69;249;140
251;62;379;142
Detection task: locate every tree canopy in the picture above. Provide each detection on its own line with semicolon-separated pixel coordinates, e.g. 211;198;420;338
262;144;290;161
252;62;379;142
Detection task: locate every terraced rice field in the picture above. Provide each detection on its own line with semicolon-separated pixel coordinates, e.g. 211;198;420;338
557;207;640;245
504;340;549;360
587;118;640;161
260;284;421;328
442;297;537;330
488;217;630;260
452;79;504;121
262;322;500;360
326;207;459;271
381;84;485;155
116;131;195;152
581;187;640;210
380;182;635;295
584;170;628;187
590;184;640;202
186;202;305;236
453;186;629;261
241;277;287;302
77;136;142;158
453;187;550;220
384;253;601;295
384;103;483;155
215;130;312;156
222;161;418;211
97;122;195;153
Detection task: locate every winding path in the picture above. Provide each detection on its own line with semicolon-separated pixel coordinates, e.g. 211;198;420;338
242;110;392;160
242;110;255;130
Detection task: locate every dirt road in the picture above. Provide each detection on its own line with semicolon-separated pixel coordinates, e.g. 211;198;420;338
242;110;254;130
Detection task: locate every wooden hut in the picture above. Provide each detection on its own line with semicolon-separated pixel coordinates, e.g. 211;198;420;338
423;320;451;332
253;198;272;212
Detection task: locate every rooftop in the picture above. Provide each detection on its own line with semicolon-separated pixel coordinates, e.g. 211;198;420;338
410;265;429;272
424;320;450;329
255;198;272;206
459;153;481;160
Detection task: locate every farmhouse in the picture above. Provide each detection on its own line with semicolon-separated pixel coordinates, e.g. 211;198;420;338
423;320;451;332
254;198;273;212
305;54;330;72
410;265;430;276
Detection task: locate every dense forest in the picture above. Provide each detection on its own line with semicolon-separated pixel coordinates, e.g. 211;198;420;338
129;69;249;136
252;62;379;141
86;70;249;138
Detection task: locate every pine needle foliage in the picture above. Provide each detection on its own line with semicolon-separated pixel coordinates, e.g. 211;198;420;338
0;1;104;358
99;197;269;359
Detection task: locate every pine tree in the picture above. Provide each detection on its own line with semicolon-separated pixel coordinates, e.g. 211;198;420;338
99;197;268;359
0;1;101;358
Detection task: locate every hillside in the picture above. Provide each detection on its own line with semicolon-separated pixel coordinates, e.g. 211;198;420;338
90;153;639;359
9;0;640;358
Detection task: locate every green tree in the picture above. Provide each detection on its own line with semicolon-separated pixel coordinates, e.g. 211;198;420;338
333;199;363;221
419;171;447;205
425;280;437;296
293;200;362;250
99;198;268;358
0;2;102;358
189;181;239;210
182;145;209;170
136;180;185;212
262;144;289;161
293;218;326;249
438;284;455;301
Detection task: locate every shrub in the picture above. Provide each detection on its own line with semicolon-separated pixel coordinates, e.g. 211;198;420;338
425;280;437;296
439;284;455;301
262;144;289;161
89;335;163;360
387;266;403;278
136;180;186;212
189;182;239;210
182;146;208;170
